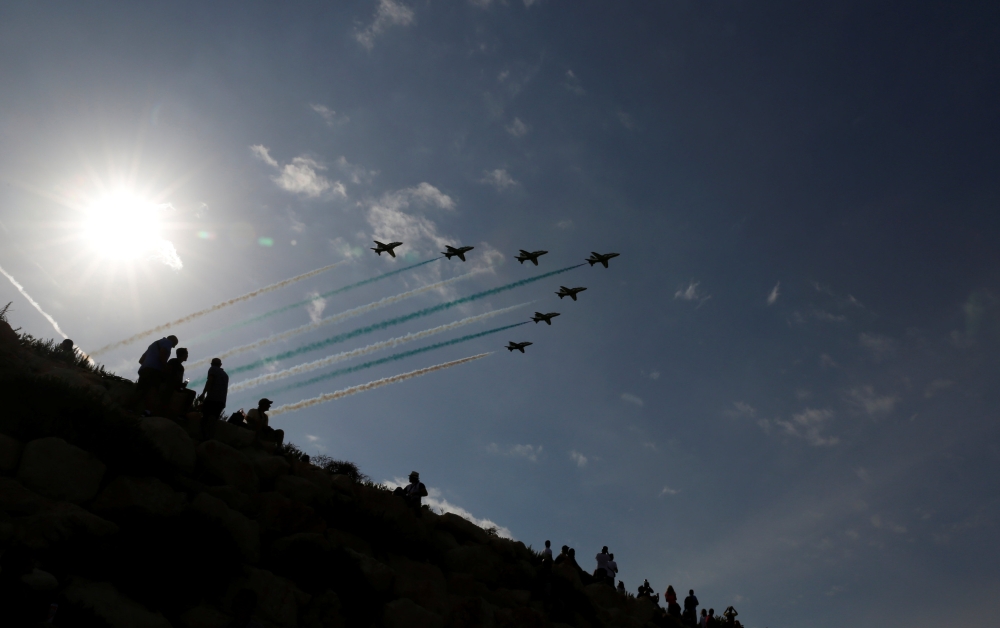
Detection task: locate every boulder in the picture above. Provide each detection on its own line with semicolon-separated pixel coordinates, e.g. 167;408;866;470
16;437;106;503
326;527;373;556
63;578;172;628
390;555;450;615
383;598;443;628
91;476;186;517
178;604;232;628
629;596;658;624
249;453;291;481
551;560;585;591
488;587;532;609
139;416;196;473
344;547;395;593
254;492;326;535
445;544;502;586
204;484;253;513
446;595;496;628
191;492;260;563
436;512;490;545
329;474;356;496
0;477;50;515
275;474;321;504
301;590;345;628
225;566;311;628
209;420;256;449
21;567;59;591
584;583;620;610
14;501;119;549
0;432;24;471
197;440;259;493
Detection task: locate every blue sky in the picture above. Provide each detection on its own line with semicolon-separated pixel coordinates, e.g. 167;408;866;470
2;1;1000;626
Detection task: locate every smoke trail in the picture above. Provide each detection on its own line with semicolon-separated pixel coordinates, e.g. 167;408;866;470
269;352;491;417
0;263;69;340
188;268;484;370
90;261;347;356
222;263;584;378
228;306;529;393
191;257;442;344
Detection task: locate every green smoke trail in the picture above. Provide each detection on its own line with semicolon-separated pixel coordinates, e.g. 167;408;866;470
245;321;528;400
189;257;441;344
207;263;584;383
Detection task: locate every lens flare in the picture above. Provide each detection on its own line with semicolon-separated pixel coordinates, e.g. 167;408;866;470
82;191;180;267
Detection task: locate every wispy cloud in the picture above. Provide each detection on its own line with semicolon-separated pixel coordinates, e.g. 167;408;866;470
649;370;660;380
306;292;327;324
846;385;898;417
924;379;954;398
310;103;348;127
563;70;585;95
556;219;573;230
727;401;756;418
660;486;679;496
336;156;376;185
621;393;644;407
859;333;896;361
570;450;588;468
775;408;839;446
355;0;414;50
506;117;528;137
617;110;635;129
480;168;518;191
767;282;781;305
384;477;512;538
675;281;710;306
488;443;543;462
251;145;345;198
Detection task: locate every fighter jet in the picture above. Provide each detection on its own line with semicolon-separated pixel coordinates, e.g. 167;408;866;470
586;252;620;268
531;312;560;325
556;286;587;301
442;245;474;261
506;341;533;353
371;241;403;258
516;250;548;265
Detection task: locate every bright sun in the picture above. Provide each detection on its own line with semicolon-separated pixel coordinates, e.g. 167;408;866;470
83;191;167;261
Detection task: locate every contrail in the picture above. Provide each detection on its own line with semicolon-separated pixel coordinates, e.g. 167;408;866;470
90;261;346;356
191;257;442;343
221;263;584;378
188;269;484;370
0;263;69;340
269;352;492;417
227;306;529;393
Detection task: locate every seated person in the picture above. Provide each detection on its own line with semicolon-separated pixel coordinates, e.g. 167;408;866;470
163;348;196;415
398;471;428;517
246;398;284;446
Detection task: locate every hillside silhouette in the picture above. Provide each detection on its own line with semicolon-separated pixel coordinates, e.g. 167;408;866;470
0;309;697;628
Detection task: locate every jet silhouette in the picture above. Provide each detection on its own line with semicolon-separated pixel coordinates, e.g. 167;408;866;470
586;252;619;268
531;312;561;325
506;341;533;353
371;241;403;257
556;286;587;301
516;250;548;265
442;245;474;261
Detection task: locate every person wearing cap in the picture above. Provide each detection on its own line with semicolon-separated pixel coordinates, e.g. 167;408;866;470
134;334;178;411
199;358;229;422
246;398;284;447
403;471;428;516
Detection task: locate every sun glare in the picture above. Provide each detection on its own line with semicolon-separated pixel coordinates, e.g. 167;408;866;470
83;191;167;261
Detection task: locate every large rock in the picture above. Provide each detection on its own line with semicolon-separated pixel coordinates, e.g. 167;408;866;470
248;452;291;481
63;578;172;628
204;484;253;513
91;476;186;517
0;477;50;515
326;527;373;556
225;566;311;628
383;598;443;628
436;512;490;545
445;544;502;585
275;474;321;504
0;433;24;471
178;604;232;628
197;440;259;493
390;555;450;615
254;492;326;535
209;421;256;449
16;437;106;503
191;492;260;563
584;582;620;610
14;501;119;549
139;416;196;473
344;547;395;593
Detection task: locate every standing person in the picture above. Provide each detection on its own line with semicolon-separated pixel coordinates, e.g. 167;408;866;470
706;608;717;627
699;609;708;627
606;553;619;586
134;335;177;411
200;358;229;422
594;546;611;584
246;398;284;446
163;347;195;414
616;580;626;595
666;585;681;618
684;589;700;626
554;545;569;564
403;471;428;516
540;540;553;563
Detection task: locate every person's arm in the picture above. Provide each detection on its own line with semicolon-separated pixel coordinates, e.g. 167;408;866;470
419;482;428;497
159;343;170;366
202;373;213;396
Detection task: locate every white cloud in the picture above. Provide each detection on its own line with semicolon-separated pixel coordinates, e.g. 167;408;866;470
506;117;528;137
727;401;756;418
621;393;644;407
859;333;896;361
384;478;512;538
775;408;839;446
660;486;679;496
355;0;415;50
820;353;838;368
870;514;907;534
569;450;588;468
847;385;898;417
409;182;455;209
310;103;347;127
480;168;518;191
924;379;954;398
523;0;538;6
497;70;509;82
767;282;780;305
306;434;320;442
306;292;327;324
813;309;846;323
336;156;376;185
563;70;585;95
649;370;660;380
556;219;573;230
251;146;344;198
675;281;710;305
489;443;543;462
617;110;635;129
469;0;493;7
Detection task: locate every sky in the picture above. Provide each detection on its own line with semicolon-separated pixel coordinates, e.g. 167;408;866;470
1;1;999;626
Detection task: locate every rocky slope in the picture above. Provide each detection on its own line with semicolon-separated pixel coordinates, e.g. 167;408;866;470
0;315;682;628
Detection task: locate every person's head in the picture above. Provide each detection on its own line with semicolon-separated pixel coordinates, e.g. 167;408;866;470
709;609;715;616
568;548;575;557
610;553;614;559
408;471;419;483
690;589;695;595
561;545;568;553
167;335;178;346
60;339;74;351
702;609;707;617
258;398;273;411
211;357;222;367
176;348;189;361
544;540;550;548
667;585;675;594
602;545;608;553
644;579;649;585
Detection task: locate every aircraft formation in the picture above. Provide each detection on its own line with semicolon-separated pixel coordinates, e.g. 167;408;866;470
372;241;618;354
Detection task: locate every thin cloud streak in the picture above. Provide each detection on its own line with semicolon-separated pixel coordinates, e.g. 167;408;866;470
0;263;69;340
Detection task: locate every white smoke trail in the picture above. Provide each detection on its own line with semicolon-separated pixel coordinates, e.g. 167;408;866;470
269;352;491;416
90;261;346;356
189;269;485;369
0;263;69;340
228;303;528;393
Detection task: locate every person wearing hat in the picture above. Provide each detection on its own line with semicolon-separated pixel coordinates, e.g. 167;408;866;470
199;358;229;422
246;398;283;446
403;471;428;517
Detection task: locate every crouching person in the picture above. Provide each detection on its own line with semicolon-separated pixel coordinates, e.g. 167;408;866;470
393;471;428;517
246;398;284;447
